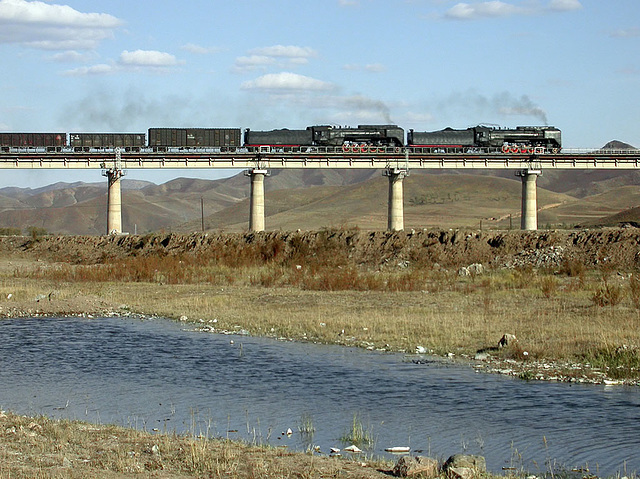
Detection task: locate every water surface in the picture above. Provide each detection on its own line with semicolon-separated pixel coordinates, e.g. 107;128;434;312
0;316;638;476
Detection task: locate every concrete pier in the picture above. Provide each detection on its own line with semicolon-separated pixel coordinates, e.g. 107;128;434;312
384;168;407;231
247;169;268;232
517;169;541;231
104;168;124;235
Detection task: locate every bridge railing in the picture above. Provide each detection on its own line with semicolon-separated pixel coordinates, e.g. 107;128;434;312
1;144;638;156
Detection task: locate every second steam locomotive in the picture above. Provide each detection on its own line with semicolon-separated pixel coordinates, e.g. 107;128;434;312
1;124;562;154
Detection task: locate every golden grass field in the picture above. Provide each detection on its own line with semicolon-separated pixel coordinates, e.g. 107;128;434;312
1;229;640;478
1;229;639;381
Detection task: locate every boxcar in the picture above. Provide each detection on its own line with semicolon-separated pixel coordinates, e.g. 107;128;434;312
148;128;242;149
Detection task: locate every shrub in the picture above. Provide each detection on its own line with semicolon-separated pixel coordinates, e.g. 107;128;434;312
26;226;48;239
539;275;559;298
591;279;623;307
559;258;584;278
0;227;21;236
584;346;640;379
630;274;640;309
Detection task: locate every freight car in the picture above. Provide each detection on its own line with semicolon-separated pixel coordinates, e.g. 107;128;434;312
408;125;562;153
148;128;242;151
244;124;405;150
0;132;66;152
69;133;146;152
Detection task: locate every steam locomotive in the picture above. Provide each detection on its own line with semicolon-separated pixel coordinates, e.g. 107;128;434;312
407;125;562;153
244;125;405;148
0;124;562;153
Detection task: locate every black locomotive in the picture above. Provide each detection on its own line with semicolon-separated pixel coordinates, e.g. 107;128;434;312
0;124;562;153
245;125;405;149
407;125;562;153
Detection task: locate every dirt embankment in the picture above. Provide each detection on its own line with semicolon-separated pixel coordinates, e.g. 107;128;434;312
2;227;640;270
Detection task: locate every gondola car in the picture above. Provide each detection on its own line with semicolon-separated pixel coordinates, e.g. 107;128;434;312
0;132;66;152
148;128;242;150
69;133;146;152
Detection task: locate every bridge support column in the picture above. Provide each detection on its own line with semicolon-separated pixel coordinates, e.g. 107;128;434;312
517;169;541;231
246;169;268;232
104;168;124;235
384;168;407;232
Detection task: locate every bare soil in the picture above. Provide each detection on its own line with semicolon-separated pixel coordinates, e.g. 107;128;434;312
3;227;640;268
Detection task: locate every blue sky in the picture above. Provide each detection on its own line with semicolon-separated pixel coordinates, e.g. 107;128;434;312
1;0;638;188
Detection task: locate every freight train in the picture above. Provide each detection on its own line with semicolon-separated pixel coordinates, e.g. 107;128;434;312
0;124;562;153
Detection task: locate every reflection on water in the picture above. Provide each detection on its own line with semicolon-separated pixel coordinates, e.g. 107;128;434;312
0;316;638;476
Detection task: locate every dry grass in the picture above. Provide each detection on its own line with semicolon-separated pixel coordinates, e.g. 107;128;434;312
3;252;640;376
1;236;640;477
0;411;394;478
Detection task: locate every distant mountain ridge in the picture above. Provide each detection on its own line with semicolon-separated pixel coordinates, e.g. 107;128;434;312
0;140;639;234
602;140;637;150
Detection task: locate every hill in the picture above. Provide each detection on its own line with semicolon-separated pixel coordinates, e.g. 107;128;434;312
0;139;639;234
182;173;572;232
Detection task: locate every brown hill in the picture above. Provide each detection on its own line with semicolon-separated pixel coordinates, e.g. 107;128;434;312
0;170;382;234
177;173;572;233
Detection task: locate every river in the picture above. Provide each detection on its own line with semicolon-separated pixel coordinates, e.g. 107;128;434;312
0;316;638;476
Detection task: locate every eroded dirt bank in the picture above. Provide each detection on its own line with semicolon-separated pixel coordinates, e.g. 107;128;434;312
2;227;640;269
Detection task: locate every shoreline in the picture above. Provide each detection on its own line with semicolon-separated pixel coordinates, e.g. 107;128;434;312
3;305;638;387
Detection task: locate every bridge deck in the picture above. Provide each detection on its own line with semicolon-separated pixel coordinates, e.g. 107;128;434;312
1;147;639;170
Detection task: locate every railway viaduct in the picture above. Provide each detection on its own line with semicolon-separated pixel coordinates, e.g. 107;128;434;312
2;147;639;234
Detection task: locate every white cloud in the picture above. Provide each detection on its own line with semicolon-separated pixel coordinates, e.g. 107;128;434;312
234;45;316;73
445;1;522;19
63;49;181;76
234;55;276;72
241;72;334;91
120;50;180;67
444;0;582;20
50;50;96;63
249;45;316;59
180;43;222;55
0;0;121;50
547;0;582;12
343;63;386;73
609;27;640;38
62;63;116;76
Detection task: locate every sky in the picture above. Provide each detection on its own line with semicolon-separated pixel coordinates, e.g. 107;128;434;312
0;0;639;188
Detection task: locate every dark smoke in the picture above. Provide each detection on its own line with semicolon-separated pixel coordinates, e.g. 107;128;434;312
61;88;197;131
495;92;548;125
343;95;393;124
439;90;549;125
